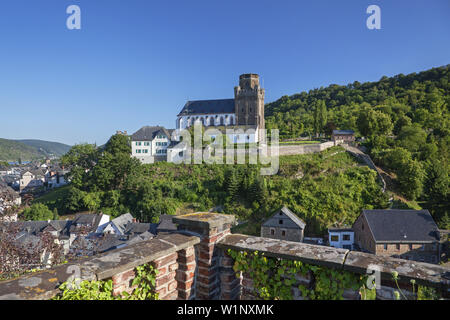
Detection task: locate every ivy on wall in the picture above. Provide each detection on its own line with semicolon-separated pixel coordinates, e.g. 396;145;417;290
53;263;159;300
228;249;371;300
228;249;443;300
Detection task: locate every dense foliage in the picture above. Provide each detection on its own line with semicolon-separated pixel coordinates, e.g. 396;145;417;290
37;133;387;235
266;65;449;227
21;203;58;221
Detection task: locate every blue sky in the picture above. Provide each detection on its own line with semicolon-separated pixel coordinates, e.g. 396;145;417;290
0;0;449;146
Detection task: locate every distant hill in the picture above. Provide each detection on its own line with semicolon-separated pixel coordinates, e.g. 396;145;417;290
16;139;71;157
0;138;71;161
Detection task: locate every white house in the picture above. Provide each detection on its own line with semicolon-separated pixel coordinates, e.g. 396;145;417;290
131;126;173;164
328;227;354;250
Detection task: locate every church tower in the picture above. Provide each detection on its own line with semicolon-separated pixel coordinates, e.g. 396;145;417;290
234;74;265;129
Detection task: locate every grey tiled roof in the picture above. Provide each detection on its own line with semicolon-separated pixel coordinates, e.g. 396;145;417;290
127;231;155;245
15;232;43;253
156;214;178;233
124;222;153;235
332;130;354;135
96;234;127;253
131;126;172;141
18;221;50;234
110;213;134;234
69;214;103;233
262;206;306;230
361;209;440;243
178;99;235;116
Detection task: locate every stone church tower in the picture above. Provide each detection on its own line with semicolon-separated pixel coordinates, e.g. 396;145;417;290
234;74;265;129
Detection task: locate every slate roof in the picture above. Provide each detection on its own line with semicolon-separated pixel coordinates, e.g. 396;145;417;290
157;215;178;233
177;99;235;116
328;227;353;233
18;221;50;235
48;220;71;231
332;130;355;135
127;231;155;245
131;126;172;141
262;206;306;230
360;209;440;243
124;222;153;235
44;220;72;237
69;214;103;233
96;234;127;253
15;232;42;253
110;213;134;234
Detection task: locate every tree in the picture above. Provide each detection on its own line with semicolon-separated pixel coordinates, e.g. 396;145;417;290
91;134;141;191
358;108;393;137
424;158;449;205
324;122;337;137
397;159;425;200
22;203;54;221
61;143;98;189
52;208;59;220
397;124;427;153
65;187;87;212
393;115;412;135
313;100;327;137
82;192;102;212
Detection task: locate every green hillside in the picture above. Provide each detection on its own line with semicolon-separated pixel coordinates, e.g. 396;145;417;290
0;138;43;161
265;64;449;139
265;64;449;228
16;139;71;157
0;138;71;161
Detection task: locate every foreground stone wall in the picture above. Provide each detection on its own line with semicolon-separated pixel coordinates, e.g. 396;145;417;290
218;234;450;300
0;212;448;300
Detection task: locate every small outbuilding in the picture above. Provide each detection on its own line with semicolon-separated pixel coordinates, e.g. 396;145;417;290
261;206;306;242
332;130;355;142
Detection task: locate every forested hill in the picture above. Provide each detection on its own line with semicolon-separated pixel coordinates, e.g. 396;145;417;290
0;139;71;161
17;140;71;158
265;65;449;228
265;64;449;139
